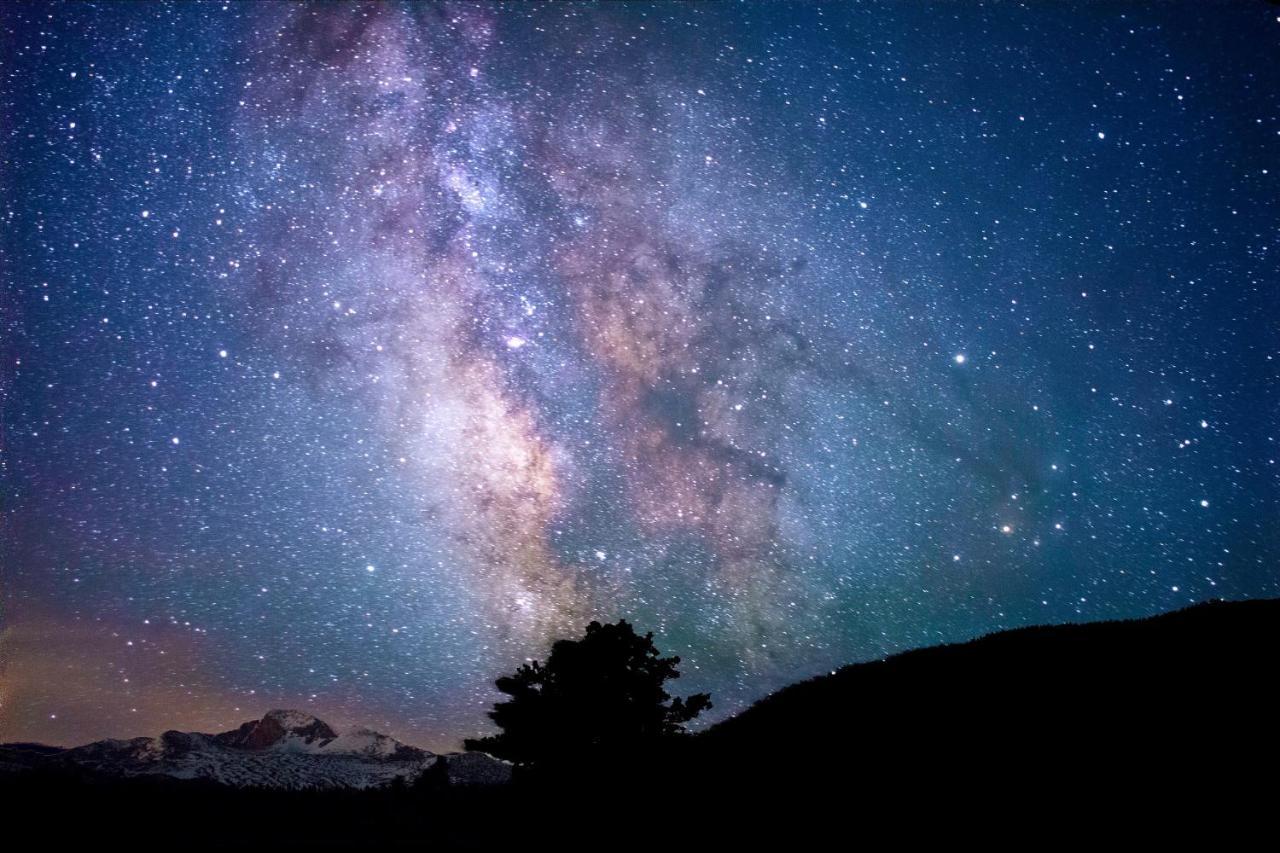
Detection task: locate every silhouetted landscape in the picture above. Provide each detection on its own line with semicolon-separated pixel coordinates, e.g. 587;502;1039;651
5;598;1276;848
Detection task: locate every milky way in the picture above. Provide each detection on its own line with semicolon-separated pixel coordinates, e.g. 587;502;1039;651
3;2;1278;750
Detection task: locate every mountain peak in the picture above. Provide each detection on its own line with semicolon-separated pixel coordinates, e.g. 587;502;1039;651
216;709;338;751
262;709;327;731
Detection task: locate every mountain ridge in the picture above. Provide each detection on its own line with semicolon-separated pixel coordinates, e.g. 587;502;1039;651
1;708;510;790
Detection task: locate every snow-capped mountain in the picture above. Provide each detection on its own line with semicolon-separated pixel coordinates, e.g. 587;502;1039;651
15;709;511;790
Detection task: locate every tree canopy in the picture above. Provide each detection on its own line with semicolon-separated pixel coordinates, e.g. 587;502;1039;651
464;620;712;768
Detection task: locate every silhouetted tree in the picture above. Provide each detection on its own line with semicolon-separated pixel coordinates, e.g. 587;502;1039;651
464;620;711;769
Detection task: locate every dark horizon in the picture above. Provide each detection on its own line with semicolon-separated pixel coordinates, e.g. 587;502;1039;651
5;595;1273;754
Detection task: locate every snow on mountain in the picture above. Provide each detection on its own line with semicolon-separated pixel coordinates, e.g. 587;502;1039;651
37;710;511;790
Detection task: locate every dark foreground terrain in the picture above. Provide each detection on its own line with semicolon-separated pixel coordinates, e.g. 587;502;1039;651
5;598;1276;848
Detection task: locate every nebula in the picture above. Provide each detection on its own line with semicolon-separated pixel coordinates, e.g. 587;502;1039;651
227;4;825;653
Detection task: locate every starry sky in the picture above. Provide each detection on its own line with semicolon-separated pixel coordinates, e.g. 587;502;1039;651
2;1;1277;751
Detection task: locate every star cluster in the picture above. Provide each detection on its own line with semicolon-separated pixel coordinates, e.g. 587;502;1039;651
3;2;1277;750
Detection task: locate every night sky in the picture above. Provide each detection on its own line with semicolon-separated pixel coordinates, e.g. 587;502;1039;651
3;1;1277;751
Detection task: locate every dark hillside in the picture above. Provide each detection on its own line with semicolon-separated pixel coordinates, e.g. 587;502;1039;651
694;599;1279;786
